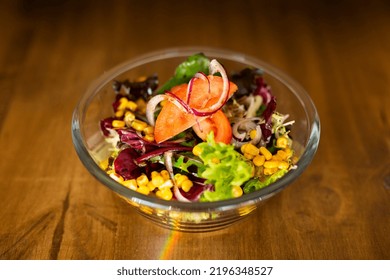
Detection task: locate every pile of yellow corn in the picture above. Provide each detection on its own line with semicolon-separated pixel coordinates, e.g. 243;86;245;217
106;169;194;201
111;96;154;142
241;136;296;175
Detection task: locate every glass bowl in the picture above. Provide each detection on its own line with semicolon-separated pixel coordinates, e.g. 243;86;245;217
71;47;320;232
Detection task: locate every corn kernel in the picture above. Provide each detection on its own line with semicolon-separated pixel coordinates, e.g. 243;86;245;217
115;110;125;118
143;126;154;135
122;179;138;191
126;100;138;111
117;97;128;111
284;148;293;159
211;157;220;164
276;136;289;149
263;160;280;169
124;111;135;126
131;119;148;131
137;186;150;195
264;167;278;175
276;150;288;160
253;155;265;166
278;161;290;170
136;98;146;114
147;181;157;191
242;143;259;156
156;189;173;200
244;152;254;160
112;120;125;128
272;154;283;161
259;146;272;160
181;180;193;192
143;135;154;142
232;185;243;198
151;171;160;178
151;175;164;188
99;159;109;170
136;174;149;186
249;129;257;140
160;170;170;180
192;145;203;156
175;174;188;187
160;100;167;107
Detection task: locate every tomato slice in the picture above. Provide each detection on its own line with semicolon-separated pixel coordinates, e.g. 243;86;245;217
192;110;232;144
154;75;237;143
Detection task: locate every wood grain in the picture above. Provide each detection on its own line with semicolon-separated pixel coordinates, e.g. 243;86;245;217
0;0;389;260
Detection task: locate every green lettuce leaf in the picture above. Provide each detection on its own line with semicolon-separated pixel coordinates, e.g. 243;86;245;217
243;169;288;194
157;53;210;93
194;133;254;202
173;154;204;174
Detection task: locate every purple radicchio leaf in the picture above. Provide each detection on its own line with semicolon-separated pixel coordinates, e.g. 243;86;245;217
117;129;155;153
100;117;115;136
254;77;277;143
230;68;263;97
174;177;214;202
114;148;143;180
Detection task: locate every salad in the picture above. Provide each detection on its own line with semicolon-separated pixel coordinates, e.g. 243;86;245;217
99;54;298;202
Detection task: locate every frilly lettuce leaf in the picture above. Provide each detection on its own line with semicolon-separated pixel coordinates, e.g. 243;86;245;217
243;169;287;194
194;133;254;202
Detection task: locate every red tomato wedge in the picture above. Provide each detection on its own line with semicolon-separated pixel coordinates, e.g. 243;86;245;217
154;75;238;143
192;110;232;144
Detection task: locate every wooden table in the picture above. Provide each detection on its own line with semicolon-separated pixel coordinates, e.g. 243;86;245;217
0;0;389;260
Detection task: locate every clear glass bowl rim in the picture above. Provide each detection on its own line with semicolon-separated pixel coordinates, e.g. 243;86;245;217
71;46;320;212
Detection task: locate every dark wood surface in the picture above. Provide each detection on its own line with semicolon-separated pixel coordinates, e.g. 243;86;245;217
0;0;389;260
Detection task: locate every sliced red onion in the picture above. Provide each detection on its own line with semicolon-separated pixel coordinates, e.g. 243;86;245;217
232;122;247;141
251;125;262;145
146;91;194;126
146;94;168;126
178;59;231;118
186;77;195;104
196;59;230;114
165;93;221;118
194;72;210;92
163;151;191;202
173;185;191;202
246;95;263;118
194;71;209;81
135;146;192;164
163;151;175;180
186;73;210;104
232;117;264;141
164;91;194;114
